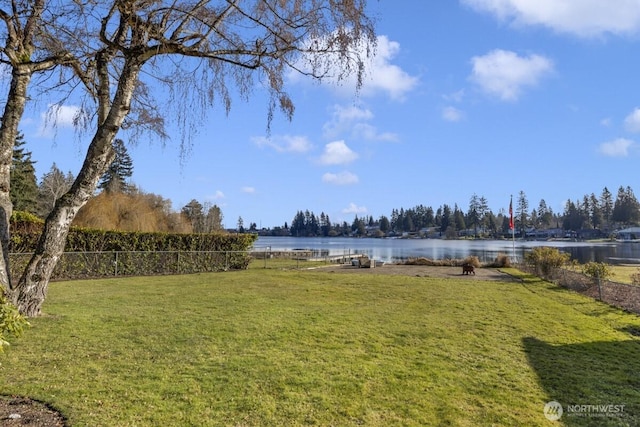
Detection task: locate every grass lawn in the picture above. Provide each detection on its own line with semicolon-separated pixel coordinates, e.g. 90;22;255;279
2;266;640;426
609;265;640;285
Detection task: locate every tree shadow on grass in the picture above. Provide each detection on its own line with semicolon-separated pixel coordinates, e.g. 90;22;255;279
523;337;640;426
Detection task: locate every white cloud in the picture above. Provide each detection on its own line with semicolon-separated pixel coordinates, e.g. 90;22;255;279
291;35;419;101
469;49;554;101
461;0;640;38
319;140;358;165
210;190;225;199
443;89;466;103
323;105;373;139
599;138;635;157
352;123;399;142
322;171;359;185
323;104;399;142
624;108;640;133
442;106;464;122
342;202;368;215
241;186;256;194
252;135;313;153
36;104;83;137
358;35;420;101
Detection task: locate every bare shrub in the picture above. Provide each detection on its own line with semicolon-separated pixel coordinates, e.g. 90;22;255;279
492;253;512;268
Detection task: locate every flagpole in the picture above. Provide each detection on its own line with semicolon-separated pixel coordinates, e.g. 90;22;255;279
510;195;516;263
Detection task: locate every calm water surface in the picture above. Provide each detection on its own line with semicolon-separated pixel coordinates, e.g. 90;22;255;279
255;236;640;265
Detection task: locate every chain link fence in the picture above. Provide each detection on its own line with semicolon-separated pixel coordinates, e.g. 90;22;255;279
9;250;252;282
518;263;640;315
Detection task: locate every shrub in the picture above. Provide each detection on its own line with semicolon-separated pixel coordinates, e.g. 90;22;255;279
582;262;613;282
492;253;511;268
525;246;570;278
0;288;29;355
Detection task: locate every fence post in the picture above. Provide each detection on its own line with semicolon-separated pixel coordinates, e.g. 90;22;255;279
114;251;118;276
597;271;603;301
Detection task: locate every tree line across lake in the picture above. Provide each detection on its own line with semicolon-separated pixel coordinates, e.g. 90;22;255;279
255;188;640;238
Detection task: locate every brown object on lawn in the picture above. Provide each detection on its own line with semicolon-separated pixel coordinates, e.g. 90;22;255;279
462;264;475;275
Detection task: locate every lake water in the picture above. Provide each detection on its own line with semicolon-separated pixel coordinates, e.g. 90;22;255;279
254;236;640;265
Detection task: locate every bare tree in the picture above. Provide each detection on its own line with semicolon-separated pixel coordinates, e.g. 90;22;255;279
0;0;77;298
36;163;74;217
4;1;376;316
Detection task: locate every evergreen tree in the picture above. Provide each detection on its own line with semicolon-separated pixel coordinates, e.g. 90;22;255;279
204;203;224;232
612;186;640;226
290;211;305;236
440;204;452;234
390;208;400;232
379;215;390;233
563;199;589;230
10;132;38;213
467;194;480;236
351;215;366;236
98;139;134;193
453;204;465;231
181;199;205;232
600;187;614;228
403;211;415;232
319;212;332;237
537;199;553;228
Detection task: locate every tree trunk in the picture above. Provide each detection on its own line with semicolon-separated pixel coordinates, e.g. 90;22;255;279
13;59;141;317
0;68;32;293
13;130;119;316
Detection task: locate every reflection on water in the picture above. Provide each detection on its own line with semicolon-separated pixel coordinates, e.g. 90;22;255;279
255;236;640;265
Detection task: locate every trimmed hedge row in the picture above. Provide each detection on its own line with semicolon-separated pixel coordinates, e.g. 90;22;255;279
8;215;257;280
10;227;256;253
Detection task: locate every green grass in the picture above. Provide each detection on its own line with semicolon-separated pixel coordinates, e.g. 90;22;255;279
608;265;640;285
2;267;640;426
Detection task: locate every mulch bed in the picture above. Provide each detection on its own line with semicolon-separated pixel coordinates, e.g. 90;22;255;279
0;396;66;426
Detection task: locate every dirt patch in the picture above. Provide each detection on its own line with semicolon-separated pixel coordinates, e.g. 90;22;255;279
306;263;519;282
0;396;66;426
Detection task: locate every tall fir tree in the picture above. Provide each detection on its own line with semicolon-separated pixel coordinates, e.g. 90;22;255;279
98;139;134;193
10;132;38;213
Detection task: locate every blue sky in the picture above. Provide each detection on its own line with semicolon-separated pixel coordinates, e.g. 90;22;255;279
16;1;640;229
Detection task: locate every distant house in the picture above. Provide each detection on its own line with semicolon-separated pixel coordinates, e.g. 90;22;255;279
615;227;640;242
575;229;606;240
525;228;565;240
525;228;564;239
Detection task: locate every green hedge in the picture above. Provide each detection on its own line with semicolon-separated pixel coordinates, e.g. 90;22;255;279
8;214;257;280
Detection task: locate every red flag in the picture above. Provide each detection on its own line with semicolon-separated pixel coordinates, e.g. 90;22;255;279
509;198;514;230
